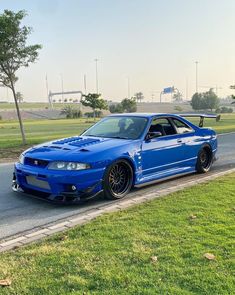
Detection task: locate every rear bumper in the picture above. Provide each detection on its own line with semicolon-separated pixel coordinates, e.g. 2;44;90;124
13;162;105;204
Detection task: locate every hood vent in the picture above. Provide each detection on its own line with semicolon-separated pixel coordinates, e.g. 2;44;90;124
79;148;89;152
53;136;82;145
53;137;100;148
43;145;71;151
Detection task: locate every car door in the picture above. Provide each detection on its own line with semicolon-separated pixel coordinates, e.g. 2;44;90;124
141;117;186;179
170;117;197;168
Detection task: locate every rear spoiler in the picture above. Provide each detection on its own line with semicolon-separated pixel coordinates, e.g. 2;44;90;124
178;113;218;127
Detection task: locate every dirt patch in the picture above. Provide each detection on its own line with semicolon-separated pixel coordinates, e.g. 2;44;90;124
0;146;31;163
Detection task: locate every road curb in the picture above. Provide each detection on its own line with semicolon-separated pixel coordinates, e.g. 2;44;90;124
1;167;235;254
217;131;235;136
0;162;14;167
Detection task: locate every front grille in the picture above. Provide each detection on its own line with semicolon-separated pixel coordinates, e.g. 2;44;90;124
24;157;49;168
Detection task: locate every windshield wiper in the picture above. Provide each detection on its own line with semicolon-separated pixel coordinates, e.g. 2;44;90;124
85;135;129;139
109;136;129;139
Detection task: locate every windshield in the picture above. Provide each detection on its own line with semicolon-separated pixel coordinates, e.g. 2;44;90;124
83;116;148;140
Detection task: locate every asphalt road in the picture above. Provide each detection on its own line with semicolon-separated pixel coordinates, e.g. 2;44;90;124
0;133;235;240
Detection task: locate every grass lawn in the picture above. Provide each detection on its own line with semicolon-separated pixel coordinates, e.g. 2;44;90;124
0;118;96;160
0;113;235;161
188;113;235;134
0;174;234;294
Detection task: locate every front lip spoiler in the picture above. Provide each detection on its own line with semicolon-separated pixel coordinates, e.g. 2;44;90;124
12;173;103;205
12;177;20;192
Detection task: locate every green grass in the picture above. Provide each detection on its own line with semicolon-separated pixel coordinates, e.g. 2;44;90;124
0;174;234;294
0;118;96;148
0;114;235;160
0;118;96;160
187;113;235;134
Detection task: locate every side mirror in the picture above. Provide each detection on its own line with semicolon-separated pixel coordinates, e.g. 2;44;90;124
145;131;162;141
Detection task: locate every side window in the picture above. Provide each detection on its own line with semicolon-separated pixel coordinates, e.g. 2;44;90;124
172;118;193;134
149;118;176;136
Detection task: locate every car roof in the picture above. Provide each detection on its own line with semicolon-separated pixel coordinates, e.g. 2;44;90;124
108;113;181;119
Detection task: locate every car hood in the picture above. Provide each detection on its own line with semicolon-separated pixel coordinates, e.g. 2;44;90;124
24;136;137;162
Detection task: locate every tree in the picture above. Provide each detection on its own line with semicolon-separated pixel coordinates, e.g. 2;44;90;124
0;10;42;144
191;92;204;110
109;98;137;113
203;89;219;111
134;92;144;103
121;98;137;112
173;91;183;102
16;91;23;103
109;103;123;113
191;89;219;111
230;85;235;104
81;93;108;118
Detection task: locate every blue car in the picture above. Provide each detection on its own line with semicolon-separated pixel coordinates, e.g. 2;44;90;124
13;113;217;203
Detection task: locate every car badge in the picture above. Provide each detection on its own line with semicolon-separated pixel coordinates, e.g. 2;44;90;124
34;160;38;165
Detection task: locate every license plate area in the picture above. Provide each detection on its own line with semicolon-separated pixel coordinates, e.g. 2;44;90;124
26;175;50;190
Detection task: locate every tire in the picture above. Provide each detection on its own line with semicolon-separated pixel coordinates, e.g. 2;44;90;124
103;159;133;200
196;147;213;173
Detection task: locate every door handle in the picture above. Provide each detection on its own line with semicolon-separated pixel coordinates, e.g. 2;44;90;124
177;139;183;143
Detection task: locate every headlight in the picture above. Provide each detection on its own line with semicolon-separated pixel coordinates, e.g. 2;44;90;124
48;161;90;171
19;154;25;164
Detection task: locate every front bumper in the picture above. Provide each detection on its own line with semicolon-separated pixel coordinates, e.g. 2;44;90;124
13;162;105;204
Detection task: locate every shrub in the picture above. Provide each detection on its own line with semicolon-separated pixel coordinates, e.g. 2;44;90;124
60;106;82;119
84;111;103;118
216;115;221;122
174;106;183;112
216;107;233;113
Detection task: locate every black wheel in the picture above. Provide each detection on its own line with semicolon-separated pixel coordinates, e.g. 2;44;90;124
103;160;133;200
196;147;213;173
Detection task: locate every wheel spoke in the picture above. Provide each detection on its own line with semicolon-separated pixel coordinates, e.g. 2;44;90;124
108;163;131;195
200;150;210;169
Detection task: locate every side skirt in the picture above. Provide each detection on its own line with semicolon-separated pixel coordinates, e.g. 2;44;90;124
134;169;196;188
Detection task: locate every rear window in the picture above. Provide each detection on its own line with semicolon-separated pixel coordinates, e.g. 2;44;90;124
172;118;193;134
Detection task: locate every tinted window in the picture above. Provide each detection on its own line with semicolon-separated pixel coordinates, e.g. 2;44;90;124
172;118;193;134
149;118;176;136
83;116;148;139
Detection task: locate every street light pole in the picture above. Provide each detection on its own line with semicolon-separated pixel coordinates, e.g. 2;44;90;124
60;74;64;101
195;61;198;93
46;74;52;108
186;77;188;100
94;58;99;94
84;74;87;95
127;77;130;99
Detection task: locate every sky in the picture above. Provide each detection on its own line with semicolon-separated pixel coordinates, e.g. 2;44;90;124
0;0;235;102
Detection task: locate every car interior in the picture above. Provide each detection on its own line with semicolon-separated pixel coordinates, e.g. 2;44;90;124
148;117;192;137
149;118;176;136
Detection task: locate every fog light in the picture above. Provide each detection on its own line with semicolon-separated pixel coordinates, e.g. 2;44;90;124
71;185;77;191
